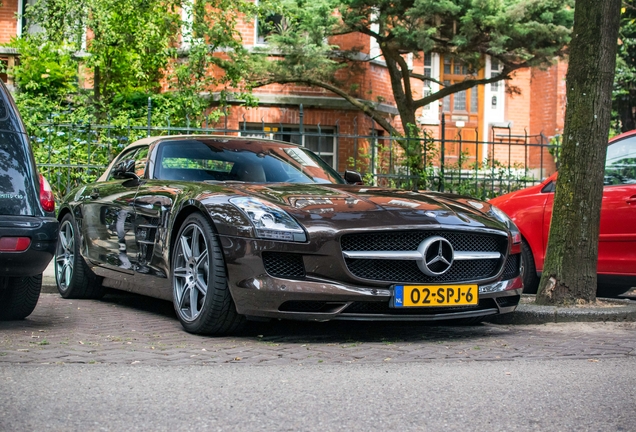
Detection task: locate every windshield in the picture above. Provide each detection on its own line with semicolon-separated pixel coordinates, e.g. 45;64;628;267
154;138;345;184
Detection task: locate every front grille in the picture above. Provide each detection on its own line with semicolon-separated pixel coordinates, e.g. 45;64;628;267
262;252;306;278
341;231;506;253
345;258;500;283
501;254;521;280
341;230;507;283
343;298;498;315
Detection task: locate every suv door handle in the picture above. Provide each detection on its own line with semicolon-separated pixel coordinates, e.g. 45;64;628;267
626;195;636;205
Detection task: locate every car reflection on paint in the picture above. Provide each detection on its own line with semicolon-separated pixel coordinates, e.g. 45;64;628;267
55;135;523;335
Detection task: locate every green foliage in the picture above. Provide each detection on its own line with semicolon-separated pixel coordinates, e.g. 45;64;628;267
4;36;77;97
613;2;636;133
548;133;562;168
347;136;537;199
441;151;536;200
24;0;181;103
251;0;574;136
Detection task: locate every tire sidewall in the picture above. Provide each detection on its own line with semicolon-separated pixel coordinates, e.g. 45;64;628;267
171;213;224;332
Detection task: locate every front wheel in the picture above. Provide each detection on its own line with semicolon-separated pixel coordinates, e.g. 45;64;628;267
520;240;539;294
172;213;245;335
55;214;104;299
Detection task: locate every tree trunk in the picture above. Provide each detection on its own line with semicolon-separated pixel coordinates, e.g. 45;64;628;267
536;0;621;305
93;65;102;119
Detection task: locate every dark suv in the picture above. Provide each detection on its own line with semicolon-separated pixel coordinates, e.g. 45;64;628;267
0;81;58;320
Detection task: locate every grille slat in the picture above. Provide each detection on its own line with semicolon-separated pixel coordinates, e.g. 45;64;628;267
501;254;521;280
341;230;508;283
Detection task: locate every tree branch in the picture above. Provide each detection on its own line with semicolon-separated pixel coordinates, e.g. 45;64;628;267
252;77;400;136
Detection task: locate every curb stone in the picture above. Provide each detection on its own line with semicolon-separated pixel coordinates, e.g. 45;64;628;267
486;295;636;324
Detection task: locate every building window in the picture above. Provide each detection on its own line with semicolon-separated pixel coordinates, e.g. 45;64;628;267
490;59;502;91
240;124;337;169
443;80;451;112
256;13;284;44
471;87;479;113
441;56;478;115
453;90;467;111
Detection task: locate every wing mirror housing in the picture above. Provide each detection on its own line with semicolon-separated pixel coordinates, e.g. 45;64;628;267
113;159;139;180
343;170;364;185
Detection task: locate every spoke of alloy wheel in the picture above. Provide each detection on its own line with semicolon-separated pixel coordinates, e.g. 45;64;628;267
59;229;68;250
195;249;208;267
195;278;208;296
180;234;192;261
59;263;68;285
178;282;190;310
64;264;72;287
173;266;188;279
190;282;199;318
191;226;201;258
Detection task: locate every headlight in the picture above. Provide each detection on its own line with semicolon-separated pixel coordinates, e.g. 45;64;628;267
230;197;307;242
488;205;521;244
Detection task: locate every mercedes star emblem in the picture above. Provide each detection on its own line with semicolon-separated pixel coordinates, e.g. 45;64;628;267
416;236;454;276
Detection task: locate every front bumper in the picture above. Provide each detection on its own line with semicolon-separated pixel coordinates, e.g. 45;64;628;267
230;269;523;322
222;233;522;322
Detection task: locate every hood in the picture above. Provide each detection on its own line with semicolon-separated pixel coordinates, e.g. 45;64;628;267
230;183;508;232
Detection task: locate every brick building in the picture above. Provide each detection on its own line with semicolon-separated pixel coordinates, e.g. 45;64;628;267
0;1;564;177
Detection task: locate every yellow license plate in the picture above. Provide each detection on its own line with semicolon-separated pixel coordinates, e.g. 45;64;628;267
393;285;478;307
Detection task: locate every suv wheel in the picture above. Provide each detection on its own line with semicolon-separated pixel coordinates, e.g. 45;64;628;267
0;274;42;320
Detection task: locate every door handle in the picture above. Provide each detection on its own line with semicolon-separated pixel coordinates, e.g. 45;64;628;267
626;195;636;205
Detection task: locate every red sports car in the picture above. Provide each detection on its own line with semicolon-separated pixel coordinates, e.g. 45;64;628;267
490;130;636;296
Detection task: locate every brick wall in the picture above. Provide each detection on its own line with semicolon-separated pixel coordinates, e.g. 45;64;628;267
0;0;18;43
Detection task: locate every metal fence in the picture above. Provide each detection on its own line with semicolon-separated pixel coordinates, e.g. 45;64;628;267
31;109;558;200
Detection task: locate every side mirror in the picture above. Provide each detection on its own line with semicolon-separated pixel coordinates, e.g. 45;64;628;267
113;159;139;180
343;170;364;185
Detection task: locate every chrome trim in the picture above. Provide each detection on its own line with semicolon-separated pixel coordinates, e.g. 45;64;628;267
454;251;501;260
343;250;500;261
338;225;509;238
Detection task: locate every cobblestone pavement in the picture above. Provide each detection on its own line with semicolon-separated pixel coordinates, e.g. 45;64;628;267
1;293;635;365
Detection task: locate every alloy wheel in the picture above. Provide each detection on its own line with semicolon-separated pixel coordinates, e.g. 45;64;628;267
56;219;75;290
173;224;209;322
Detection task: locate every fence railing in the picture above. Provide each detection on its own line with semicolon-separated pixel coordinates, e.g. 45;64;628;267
30;110;558;201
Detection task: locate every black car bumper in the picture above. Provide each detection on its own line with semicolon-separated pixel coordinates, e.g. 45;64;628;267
0;216;59;278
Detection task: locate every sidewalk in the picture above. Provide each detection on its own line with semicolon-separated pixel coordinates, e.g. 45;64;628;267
40;262;636;324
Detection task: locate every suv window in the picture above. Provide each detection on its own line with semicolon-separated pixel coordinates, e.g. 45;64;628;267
605;135;636;185
0;132;39;216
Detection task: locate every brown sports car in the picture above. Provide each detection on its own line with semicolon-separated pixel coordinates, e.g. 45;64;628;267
55;135;523;334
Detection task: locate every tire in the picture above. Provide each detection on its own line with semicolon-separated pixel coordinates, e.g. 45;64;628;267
55;213;105;299
0;274;42;320
171;213;245;335
520;240;539;294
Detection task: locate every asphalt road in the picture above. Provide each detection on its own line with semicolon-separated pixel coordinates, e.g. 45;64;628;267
1;359;635;431
1;292;636;431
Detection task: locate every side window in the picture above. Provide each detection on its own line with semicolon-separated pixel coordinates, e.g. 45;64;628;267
605;136;636;185
134;147;149;177
107;147;149;180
